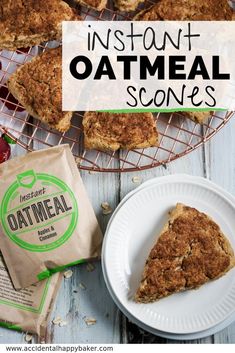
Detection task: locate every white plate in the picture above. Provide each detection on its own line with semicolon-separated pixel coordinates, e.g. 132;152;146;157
102;175;235;340
102;175;235;335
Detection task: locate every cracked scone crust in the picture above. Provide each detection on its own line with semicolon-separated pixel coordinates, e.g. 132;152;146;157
8;47;72;132
135;203;235;303
74;0;107;11
83;112;158;151
134;0;234;21
0;0;79;50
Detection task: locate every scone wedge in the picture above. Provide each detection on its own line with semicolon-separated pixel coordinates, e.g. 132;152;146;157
8;47;72;132
135;203;235;303
83;112;158;150
134;0;234;21
0;0;79;51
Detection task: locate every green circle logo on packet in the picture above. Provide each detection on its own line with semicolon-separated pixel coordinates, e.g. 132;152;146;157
0;170;78;252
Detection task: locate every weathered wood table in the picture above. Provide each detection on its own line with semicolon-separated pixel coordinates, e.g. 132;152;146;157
0;117;235;344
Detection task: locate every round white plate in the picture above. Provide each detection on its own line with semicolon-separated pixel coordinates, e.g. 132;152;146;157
102;175;235;340
102;175;235;335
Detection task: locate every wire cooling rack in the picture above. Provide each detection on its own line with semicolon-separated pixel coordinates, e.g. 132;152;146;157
0;0;234;172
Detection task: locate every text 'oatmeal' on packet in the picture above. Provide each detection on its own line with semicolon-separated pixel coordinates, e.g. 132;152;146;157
0;144;103;289
0;252;62;337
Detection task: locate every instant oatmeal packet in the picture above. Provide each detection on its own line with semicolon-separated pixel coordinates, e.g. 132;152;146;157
0;144;102;289
0;251;62;337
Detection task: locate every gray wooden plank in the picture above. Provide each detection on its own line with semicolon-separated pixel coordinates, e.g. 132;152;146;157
204;117;235;195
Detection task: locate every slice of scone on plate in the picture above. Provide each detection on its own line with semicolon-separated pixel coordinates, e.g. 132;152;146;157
8;47;72;132
0;0;79;51
135;203;235;303
83;112;158;150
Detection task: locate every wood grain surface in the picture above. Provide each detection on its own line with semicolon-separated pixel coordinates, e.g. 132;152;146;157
0;117;234;344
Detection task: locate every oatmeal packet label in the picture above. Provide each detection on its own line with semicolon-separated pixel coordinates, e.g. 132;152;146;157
0;252;62;337
0;145;102;289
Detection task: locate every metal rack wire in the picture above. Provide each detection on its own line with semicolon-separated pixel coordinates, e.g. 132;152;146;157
0;1;234;172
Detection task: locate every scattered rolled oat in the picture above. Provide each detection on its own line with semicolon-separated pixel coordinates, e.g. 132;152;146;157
52;316;62;325
86;263;95;272
24;333;33;343
84;317;97;326
75;157;81;165
52;316;67;327
101;201;111;210
79;282;86;290
59;320;68;327
63;269;73;279
132;176;142;184
101;202;113;215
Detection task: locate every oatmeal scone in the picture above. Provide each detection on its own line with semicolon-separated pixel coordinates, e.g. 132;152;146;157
74;0;107;11
83;112;158;150
134;0;234;21
115;0;144;12
0;0;79;51
8;47;72;132
135;203;235;303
